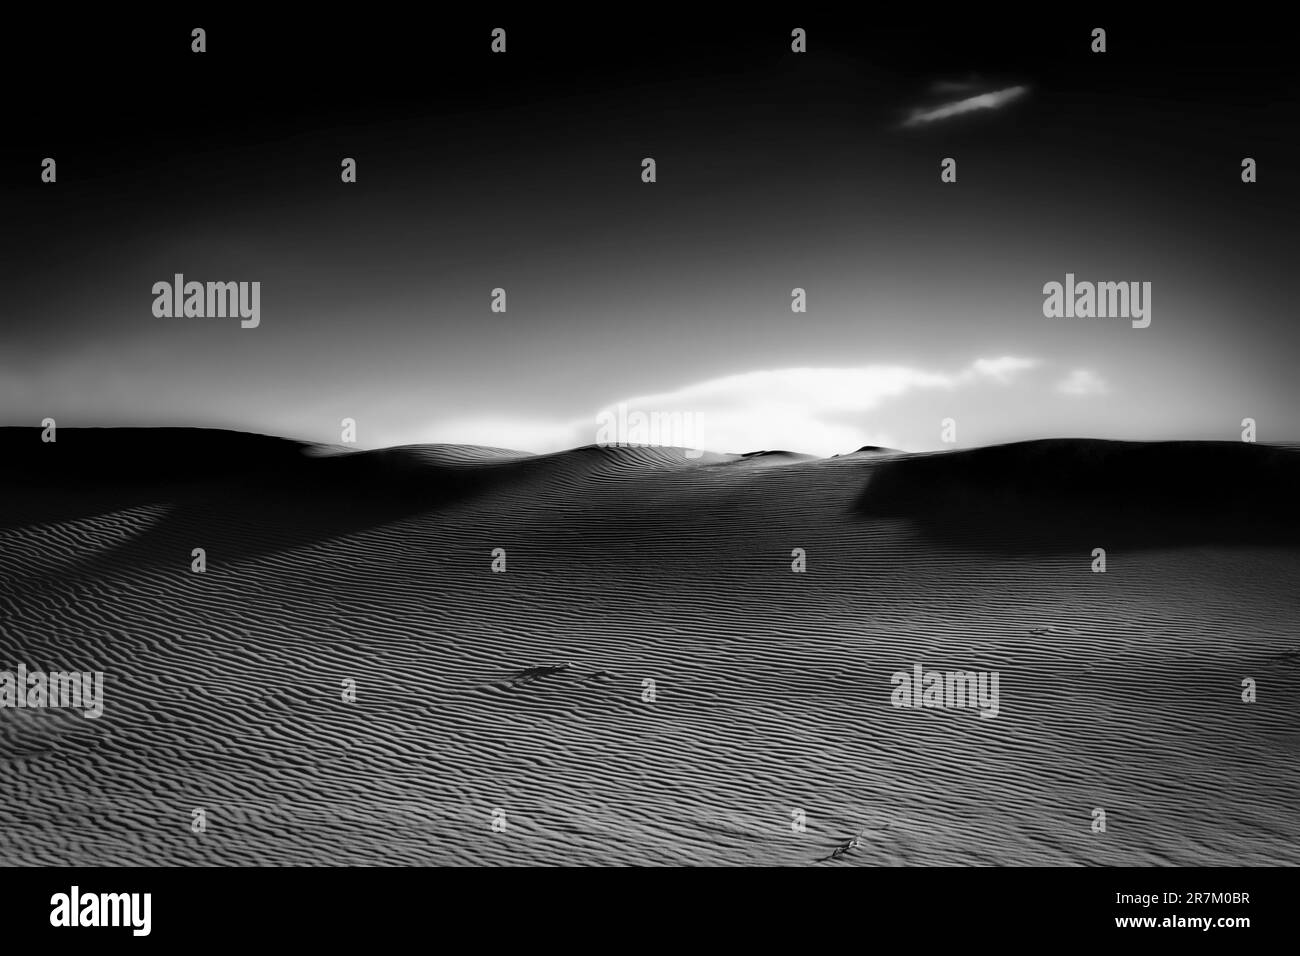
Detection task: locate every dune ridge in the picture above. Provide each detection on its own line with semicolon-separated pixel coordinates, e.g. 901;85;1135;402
0;429;1297;866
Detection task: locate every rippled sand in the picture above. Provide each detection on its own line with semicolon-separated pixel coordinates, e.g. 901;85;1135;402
1;430;1297;865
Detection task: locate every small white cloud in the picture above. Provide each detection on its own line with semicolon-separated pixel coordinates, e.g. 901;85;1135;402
969;356;1040;383
1057;368;1109;397
903;85;1029;127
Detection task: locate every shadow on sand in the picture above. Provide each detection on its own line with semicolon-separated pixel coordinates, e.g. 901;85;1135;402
0;428;530;580
854;439;1300;553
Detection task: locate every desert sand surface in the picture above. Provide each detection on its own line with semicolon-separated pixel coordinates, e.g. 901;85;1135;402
0;428;1297;865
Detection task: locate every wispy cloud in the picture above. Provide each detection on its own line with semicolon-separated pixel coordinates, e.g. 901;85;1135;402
970;356;1039;383
414;357;1043;457
902;84;1029;127
1057;368;1110;397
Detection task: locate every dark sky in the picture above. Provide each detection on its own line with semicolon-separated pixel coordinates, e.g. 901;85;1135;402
2;12;1296;453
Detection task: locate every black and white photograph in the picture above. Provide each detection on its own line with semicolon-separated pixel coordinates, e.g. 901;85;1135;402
0;9;1293;942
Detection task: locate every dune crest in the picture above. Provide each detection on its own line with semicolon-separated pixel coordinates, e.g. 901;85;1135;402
1;429;1296;865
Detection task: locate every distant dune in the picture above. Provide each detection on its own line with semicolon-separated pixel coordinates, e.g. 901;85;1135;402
0;429;1296;865
860;438;1300;548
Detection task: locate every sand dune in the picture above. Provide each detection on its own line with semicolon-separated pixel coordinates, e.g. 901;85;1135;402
0;428;1296;865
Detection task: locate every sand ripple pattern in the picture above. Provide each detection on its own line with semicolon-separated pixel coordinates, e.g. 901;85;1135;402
1;438;1297;866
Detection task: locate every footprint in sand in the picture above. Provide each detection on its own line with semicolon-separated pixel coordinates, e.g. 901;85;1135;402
498;663;620;690
507;662;574;686
1028;624;1079;637
814;824;891;863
